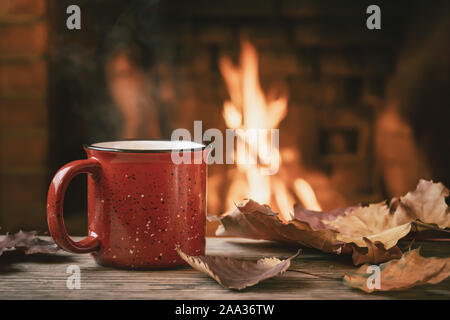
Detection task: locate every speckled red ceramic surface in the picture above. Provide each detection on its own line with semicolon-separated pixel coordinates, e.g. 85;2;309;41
47;141;207;269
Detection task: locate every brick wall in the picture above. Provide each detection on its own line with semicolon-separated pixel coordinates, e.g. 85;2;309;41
0;0;48;232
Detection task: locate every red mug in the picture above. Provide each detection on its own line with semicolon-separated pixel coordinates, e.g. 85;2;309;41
47;140;207;269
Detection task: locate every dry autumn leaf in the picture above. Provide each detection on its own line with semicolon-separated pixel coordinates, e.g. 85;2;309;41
327;180;449;249
343;248;450;293
349;237;403;266
216;199;402;264
0;230;59;256
394;179;450;229
216;180;450;266
293;205;355;231
325;203;412;250
324;180;449;263
176;247;300;290
216;199;401;264
216;199;345;254
322;202;411;264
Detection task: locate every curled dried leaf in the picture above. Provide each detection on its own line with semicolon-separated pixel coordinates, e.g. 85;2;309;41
343;248;450;292
293;205;356;231
325;180;449;251
325;203;412;250
394;179;450;229
216;200;402;264
176;247;300;290
216;180;449;266
216;199;344;253
349;237;403;265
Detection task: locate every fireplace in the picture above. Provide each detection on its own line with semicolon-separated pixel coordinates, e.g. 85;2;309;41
1;0;449;234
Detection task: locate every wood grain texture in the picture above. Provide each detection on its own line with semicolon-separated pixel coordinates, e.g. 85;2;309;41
0;237;449;299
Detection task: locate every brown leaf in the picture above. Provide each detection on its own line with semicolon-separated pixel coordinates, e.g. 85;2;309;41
343;248;450;292
216;200;400;264
216;180;450;265
325;202;412;250
0;231;59;256
293;205;357;231
216;200;283;241
216;199;344;253
349;238;403;265
324;180;449;256
393;179;450;229
176;247;300;290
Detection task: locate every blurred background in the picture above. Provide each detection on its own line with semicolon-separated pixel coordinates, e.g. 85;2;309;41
0;0;449;235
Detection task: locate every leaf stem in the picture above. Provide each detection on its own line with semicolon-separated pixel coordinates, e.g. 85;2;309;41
288;269;342;280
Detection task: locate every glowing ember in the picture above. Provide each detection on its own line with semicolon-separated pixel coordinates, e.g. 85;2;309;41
220;40;322;217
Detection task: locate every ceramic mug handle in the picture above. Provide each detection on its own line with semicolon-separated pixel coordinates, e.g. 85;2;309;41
47;158;101;253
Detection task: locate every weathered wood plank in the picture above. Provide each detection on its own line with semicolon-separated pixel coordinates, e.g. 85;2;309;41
0;237;449;299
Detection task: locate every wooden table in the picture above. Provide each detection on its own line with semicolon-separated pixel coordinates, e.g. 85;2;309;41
0;237;449;299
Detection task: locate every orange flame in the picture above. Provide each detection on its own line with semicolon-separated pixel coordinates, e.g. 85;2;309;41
220;40;322;218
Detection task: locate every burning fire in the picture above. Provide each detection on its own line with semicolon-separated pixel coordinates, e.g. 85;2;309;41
107;40;322;221
220;40;321;220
